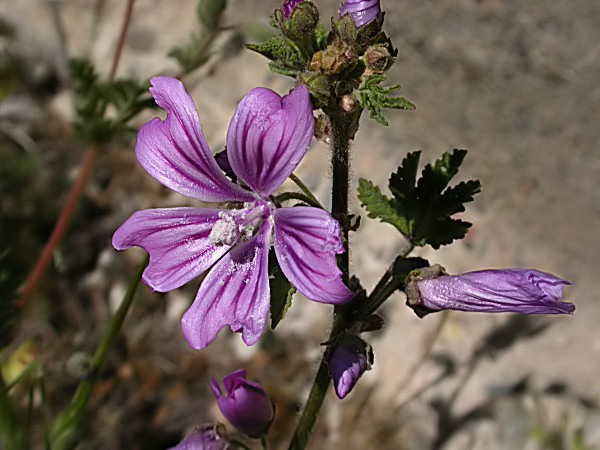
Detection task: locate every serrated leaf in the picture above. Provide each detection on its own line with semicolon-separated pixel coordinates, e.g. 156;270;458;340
246;35;306;71
356;75;415;126
268;254;295;329
357;178;410;234
358;149;481;249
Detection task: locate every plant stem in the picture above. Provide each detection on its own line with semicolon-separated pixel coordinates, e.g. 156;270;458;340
17;146;97;308
273;191;322;209
288;111;354;450
108;0;137;81
329;112;352;279
17;0;136;308
46;256;148;450
289;173;322;208
0;372;28;450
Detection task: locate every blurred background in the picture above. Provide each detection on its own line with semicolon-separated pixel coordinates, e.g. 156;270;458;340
1;0;599;448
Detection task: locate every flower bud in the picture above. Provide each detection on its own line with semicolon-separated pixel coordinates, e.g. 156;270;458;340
364;43;394;74
339;0;383;29
405;265;575;317
168;424;229;450
310;39;358;76
211;369;274;438
278;0;319;42
326;335;373;399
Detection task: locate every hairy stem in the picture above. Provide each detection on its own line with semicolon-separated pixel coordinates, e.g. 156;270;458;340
288;112;354;450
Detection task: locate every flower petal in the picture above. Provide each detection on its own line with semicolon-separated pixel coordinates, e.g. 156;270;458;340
273;207;354;304
136;77;254;203
112;207;230;292
181;222;272;349
227;85;314;197
412;268;575;315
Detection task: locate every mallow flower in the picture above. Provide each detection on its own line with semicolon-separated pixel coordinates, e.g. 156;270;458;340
282;0;304;19
405;265;575;317
113;77;353;350
168;425;229;450
339;0;383;29
326;334;373;399
211;369;274;437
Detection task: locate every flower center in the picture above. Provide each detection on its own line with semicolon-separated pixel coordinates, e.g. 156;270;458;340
209;201;274;247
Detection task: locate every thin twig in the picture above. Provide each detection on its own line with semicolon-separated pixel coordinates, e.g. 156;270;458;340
17;147;97;308
108;0;137;82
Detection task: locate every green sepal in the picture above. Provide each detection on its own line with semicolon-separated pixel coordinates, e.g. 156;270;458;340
356;74;414;126
268;253;296;330
358;150;481;249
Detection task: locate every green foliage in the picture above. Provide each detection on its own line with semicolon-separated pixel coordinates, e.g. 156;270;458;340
0;250;19;348
247;36;307;74
168;34;213;73
358;150;481;248
69;58;154;143
268;254;295;329
196;0;226;29
169;0;228;72
356;74;415;126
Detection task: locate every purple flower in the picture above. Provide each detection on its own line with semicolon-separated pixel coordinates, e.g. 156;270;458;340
112;77;353;350
282;0;304;19
211;369;274;437
406;266;575;317
339;0;383;29
327;336;373;399
168;425;229;450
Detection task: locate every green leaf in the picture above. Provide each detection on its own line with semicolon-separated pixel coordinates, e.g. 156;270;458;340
358;150;481;248
357;179;410;234
356;75;415;126
246;35;307;73
196;0;227;29
268;254;296;329
168;34;212;73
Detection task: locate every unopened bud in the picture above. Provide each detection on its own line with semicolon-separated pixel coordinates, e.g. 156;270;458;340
278;0;319;42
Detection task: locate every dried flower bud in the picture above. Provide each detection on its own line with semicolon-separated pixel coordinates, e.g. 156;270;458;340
364;43;394;74
211;369;274;437
405;265;575;317
326;334;373;399
310;39;358;76
339;0;383;29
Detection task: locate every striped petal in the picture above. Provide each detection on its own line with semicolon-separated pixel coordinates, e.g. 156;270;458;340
227;85;314;197
112;207;230;292
136;77;254;203
181;222;272;349
273;206;354;304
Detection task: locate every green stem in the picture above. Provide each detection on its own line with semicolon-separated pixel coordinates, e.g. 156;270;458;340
273;191;322;209
46;256;148;450
289;173;323;208
0;372;28;450
288;112;355;450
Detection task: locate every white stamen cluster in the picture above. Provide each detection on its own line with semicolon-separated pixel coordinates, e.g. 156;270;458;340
209;213;239;246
